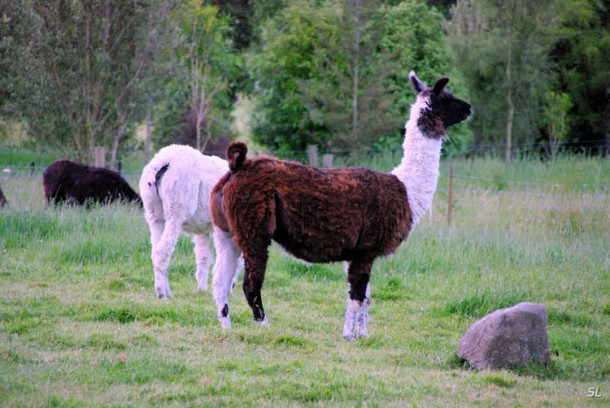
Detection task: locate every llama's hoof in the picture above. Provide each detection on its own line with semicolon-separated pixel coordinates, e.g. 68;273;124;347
218;316;231;329
157;290;172;299
197;282;208;292
343;333;356;342
357;325;369;338
255;316;270;327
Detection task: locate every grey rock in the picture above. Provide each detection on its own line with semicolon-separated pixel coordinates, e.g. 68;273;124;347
457;302;551;370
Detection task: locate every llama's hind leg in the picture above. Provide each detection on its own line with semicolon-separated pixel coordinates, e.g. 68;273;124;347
242;243;271;326
193;234;213;291
147;218;171;299
152;218;181;299
211;227;242;329
343;259;373;341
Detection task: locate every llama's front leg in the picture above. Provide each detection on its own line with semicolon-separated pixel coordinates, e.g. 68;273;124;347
152;218;181;299
343;259;373;341
211;227;242;329
193;234;213;291
356;283;372;338
242;247;270;326
343;298;362;342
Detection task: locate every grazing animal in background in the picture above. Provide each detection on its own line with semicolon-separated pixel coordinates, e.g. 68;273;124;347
210;72;472;340
43;159;141;206
139;144;242;299
0;184;7;208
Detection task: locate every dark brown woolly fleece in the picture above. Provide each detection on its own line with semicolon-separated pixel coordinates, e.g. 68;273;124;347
211;143;413;320
43;159;141;206
215;156;413;263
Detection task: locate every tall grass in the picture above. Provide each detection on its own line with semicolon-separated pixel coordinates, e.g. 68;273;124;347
0;157;608;406
0;146;146;178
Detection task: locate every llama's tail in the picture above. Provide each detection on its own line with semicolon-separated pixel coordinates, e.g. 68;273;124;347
227;141;248;173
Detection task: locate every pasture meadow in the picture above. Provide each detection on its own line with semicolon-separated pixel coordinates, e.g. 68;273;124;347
0;157;608;406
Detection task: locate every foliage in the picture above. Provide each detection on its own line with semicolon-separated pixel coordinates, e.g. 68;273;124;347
550;0;610;153
300;0;401;150
541;91;572;156
153;1;244;151
250;0;472;155
249;2;334;154
209;0;252;50
172;1;242;150
0;0;173;164
446;0;564;161
375;0;473;152
1;0;608;157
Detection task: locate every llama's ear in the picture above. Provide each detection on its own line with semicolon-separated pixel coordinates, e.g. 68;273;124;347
409;71;425;95
432;77;450;95
227;141;248;172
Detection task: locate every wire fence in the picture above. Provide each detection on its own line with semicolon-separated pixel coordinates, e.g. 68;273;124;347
1;142;608;194
1;158;607;231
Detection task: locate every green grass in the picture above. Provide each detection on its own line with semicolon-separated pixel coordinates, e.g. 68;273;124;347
0;145;146;178
0;157;609;406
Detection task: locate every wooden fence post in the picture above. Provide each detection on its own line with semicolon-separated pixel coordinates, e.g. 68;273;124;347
447;164;454;225
307;145;318;167
322;153;334;168
95;147;106;168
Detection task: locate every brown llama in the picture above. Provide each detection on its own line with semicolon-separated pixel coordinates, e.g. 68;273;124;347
210;72;472;340
43;159;141;206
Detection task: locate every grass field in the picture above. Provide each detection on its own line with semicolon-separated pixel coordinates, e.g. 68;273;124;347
0;157;608;406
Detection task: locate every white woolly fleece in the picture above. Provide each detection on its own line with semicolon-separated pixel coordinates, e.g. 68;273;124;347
139;144;228;234
139;144;240;299
391;95;444;226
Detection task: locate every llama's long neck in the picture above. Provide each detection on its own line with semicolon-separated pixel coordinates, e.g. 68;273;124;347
391;98;444;226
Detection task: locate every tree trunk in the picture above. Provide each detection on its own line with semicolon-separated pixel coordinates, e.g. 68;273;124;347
602;103;610;157
145;99;152;164
505;89;514;164
352;0;361;137
195;111;202;151
110;124;125;170
504;25;514;165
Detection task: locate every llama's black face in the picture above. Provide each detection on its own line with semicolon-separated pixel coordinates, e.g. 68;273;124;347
409;72;472;139
427;84;472;128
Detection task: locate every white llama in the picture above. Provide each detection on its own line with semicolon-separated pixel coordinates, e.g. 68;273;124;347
139;144;242;299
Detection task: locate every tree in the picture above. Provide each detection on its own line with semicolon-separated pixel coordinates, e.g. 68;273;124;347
171;1;242;151
551;0;610;154
541;91;572;156
0;0;173;165
249;2;334;154
251;0;469;154
300;0;398;149
376;0;472;151
447;0;563;162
